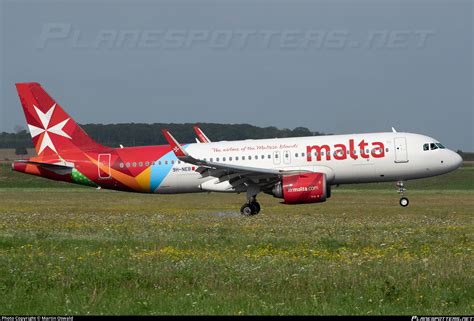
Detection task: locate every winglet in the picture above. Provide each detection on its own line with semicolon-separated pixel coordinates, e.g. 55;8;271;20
193;126;211;143
162;129;189;157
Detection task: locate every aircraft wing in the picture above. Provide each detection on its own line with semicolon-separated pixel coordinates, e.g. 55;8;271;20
162;129;308;190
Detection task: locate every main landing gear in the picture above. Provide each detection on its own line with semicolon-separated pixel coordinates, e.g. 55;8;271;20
241;185;261;216
240;196;261;216
396;181;409;207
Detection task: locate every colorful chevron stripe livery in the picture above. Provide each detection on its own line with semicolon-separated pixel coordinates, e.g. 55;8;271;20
13;83;191;193
12;144;192;193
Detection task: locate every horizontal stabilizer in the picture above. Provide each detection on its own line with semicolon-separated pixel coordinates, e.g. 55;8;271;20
12;160;74;175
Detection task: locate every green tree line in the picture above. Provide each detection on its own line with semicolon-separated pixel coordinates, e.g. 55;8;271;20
0;123;324;149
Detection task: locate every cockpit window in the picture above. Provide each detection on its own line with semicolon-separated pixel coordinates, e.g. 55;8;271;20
424;142;446;151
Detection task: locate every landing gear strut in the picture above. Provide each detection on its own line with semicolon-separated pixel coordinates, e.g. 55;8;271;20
240;185;261;216
396;181;409;207
240;196;261;216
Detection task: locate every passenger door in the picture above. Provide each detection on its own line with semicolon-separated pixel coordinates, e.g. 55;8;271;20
283;150;291;165
273;151;281;165
394;137;409;163
98;153;112;178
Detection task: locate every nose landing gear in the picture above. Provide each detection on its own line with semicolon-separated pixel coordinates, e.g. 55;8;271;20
396;181;409;207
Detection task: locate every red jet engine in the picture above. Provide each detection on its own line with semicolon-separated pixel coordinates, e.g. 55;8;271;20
272;173;327;204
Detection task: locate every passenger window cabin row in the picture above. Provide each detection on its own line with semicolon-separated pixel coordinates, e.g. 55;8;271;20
118;147;391;168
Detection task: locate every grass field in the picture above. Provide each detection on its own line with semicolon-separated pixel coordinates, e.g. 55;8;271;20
0;163;472;315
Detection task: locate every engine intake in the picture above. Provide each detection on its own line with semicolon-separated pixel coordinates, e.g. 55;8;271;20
272;172;327;204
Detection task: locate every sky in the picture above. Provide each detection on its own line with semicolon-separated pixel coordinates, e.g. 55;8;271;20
0;0;472;151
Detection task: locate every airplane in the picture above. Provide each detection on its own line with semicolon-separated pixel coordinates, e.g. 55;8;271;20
11;82;463;215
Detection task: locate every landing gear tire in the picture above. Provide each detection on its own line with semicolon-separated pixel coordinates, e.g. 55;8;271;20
251;201;261;214
240;203;257;216
396;181;409;207
399;197;409;207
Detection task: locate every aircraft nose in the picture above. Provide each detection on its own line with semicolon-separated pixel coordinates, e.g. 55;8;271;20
452;151;463;169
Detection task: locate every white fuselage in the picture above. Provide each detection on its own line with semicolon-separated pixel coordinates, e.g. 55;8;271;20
155;132;462;194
